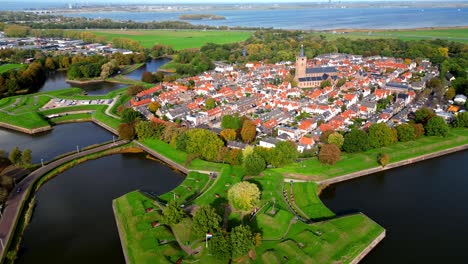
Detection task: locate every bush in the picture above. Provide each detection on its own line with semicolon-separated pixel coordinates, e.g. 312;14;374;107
227;182;260;211
378;153;390;167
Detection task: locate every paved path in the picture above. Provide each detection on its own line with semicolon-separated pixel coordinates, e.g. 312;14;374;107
105;96;121;120
0;140;128;261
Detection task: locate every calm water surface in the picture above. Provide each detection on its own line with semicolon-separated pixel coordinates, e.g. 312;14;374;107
17;154;184;264
0;122;112;163
321;150;468;263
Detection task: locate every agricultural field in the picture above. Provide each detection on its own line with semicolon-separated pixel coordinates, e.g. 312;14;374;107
91;30;253;50
314;27;468;43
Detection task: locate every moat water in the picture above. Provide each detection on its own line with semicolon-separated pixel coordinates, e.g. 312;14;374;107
321;150;468;263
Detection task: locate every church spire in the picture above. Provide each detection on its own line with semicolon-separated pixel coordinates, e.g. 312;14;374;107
300;44;304;57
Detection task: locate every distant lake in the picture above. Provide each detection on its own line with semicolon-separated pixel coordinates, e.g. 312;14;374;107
61;8;468;30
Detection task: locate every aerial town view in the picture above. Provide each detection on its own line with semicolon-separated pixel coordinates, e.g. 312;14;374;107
0;0;467;263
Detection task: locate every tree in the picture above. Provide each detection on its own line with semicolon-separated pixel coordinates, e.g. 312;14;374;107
162;200;186;225
205;98;216;110
414;107;435;125
318;144;341;165
21;149;32;167
8;146;21;165
148;101;161;113
396;124;416;142
270;141;298;167
135;121;164;139
221;115;241;130
192;206;222;236
228;181;260;211
425;116;449;137
412;123;425;138
45;57;56;71
0;175;13;190
126;85;145;96
368;123;394;148
445;87;456;100
319;130;334;144
220;129;237;141
210;233;232;261
243;153;266;176
227;149;243;165
378;153;390;167
118;123;136;140
230;225;255;259
343;129;370;153
454;112;468;128
185;129;224;161
0;187;8;203
320;80;332;89
328;132;344;149
240;119;256;143
121;108;142;124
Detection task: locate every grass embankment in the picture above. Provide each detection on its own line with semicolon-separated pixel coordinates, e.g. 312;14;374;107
0;63;26;73
49;113;92;124
117;138;385;264
91;30;253;50
0;87;126;131
315;27;468;43
276;128;468;181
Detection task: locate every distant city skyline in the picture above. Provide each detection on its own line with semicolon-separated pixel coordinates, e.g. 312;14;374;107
9;0;468;3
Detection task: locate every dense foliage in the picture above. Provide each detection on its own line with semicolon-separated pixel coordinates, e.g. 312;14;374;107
227;181;260;211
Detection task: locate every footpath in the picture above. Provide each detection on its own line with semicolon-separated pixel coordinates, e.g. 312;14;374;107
0;140;127;262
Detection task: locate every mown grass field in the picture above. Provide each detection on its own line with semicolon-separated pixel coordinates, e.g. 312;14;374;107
91;30;253;50
314;27;468;43
276;128;468;181
0;63;26;73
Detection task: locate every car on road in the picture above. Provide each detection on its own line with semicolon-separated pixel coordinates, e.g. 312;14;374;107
16;187;22;193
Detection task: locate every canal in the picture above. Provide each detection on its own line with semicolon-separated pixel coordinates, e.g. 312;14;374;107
321;150;468;263
38;58;170;94
16;153;184;264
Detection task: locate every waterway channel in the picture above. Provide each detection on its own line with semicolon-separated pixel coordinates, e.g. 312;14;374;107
321;150;468;263
37;58;169;94
0;122;113;164
16;153;184;264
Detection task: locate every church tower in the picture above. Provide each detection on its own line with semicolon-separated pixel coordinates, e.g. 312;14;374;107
295;45;307;80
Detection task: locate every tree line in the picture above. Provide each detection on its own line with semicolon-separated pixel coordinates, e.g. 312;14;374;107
0;147;32;203
317;107;453;166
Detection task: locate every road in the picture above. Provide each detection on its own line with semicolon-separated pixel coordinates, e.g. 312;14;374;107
0;140;128;262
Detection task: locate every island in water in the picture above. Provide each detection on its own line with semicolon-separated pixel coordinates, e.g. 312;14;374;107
179;14;226;20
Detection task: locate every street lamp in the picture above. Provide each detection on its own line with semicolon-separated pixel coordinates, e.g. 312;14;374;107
41;158;44;167
76;145;80;153
113;135;116;145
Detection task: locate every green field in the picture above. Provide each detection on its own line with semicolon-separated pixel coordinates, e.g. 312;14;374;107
315;28;468;43
0;63;26;73
91;30;253;50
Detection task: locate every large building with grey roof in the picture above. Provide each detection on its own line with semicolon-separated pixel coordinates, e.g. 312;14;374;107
295;45;338;88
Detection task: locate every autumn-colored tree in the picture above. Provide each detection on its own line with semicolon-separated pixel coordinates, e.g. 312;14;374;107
44;57;56;71
320;130;334;144
148;101;161;113
318;144;341;165
220;129;237;141
241;120;256;143
141;71;155;83
368;123;394;148
445;87;456;100
378;153;390;167
118;123;136;140
412;123;425;138
126;85;145;96
228;181;260;211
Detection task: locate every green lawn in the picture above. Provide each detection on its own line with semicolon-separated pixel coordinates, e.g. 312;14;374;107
91;29;253;50
0;63;26;73
113;191;186;264
276;128;468;181
292;182;335;220
256;213;384;264
49;113;92;124
158;171;212;204
315;28;468;43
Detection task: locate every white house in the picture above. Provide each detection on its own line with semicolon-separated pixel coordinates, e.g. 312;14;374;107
454;94;467;105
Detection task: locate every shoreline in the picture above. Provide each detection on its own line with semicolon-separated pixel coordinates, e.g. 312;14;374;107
316;143;468;186
319;25;468;33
